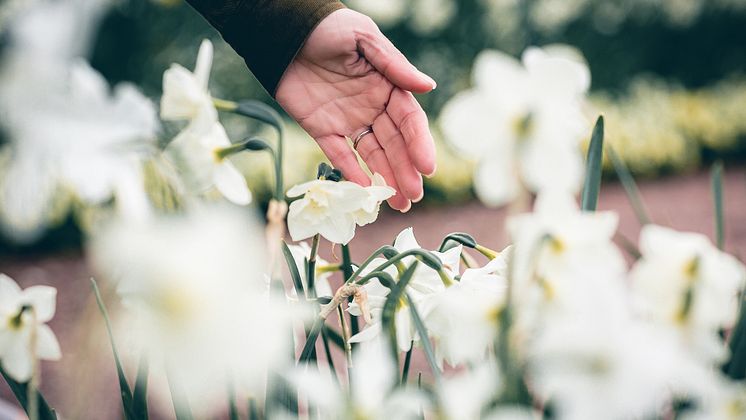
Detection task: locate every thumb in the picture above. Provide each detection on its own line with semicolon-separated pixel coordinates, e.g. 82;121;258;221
357;29;436;94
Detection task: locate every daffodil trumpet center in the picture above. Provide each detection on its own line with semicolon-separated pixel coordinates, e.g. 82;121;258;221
677;256;701;323
8;304;32;331
512;112;534;142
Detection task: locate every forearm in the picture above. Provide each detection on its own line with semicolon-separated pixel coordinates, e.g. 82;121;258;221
185;0;345;95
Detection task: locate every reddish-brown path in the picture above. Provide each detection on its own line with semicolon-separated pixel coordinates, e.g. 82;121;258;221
1;167;745;419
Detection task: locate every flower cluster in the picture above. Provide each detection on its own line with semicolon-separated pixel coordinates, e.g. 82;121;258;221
1;1;745;420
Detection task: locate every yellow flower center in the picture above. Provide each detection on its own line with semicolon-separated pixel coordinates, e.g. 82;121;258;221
512;113;534;141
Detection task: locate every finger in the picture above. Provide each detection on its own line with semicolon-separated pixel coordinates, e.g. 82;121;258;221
355;133;411;212
316;135;370;186
387;89;437;176
372;113;423;202
356;29;436;94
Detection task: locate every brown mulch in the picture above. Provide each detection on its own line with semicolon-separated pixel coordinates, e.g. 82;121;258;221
1;167;745;419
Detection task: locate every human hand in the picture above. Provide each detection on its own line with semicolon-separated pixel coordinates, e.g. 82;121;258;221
275;9;437;212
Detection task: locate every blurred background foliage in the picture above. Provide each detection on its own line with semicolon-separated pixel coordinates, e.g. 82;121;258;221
2;0;746;253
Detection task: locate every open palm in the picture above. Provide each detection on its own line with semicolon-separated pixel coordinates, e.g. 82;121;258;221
276;9;437;212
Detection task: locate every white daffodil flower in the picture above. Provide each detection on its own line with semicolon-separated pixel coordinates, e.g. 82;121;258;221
426;248;510;367
438;361;502;420
288;337;426;419
286;242;334;298
90;206;302;415
353;173;397;226
160;39;217;128
507;191;626;313
527;303;704;420
439;45;590;207
0;274;61;383
287;177;394;245
348;228;461;352
630;224;746;362
0;61;158;240
164;121;252;205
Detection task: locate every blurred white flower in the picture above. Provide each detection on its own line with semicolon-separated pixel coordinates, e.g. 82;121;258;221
347;0;409;27
164;121;252;205
287;177;394;245
0;61;158;240
507;192;626;312
681;378;746;420
0;273;61;383
286;242;333;298
439;45;590;207
438;361;501;420
426;248;510;366
353;173;396;226
630;224;746;362
90;207;301;414
528;302;697;420
348;228;461;352
410;0;457;34
0;0;157;240
160;39;217;128
288;338;425;419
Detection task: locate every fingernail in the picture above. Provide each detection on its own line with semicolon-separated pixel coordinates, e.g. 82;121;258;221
399;201;412;213
412;189;424;203
425;164;437;178
421;72;437;89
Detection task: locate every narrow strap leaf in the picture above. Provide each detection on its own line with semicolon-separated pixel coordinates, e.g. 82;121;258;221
711;161;725;250
607;146;651;225
401;344;414;385
381;263;420;365
0;368;57;420
298;318;325;364
281;241;306;298
405;292;441;383
90;278;137;420
132;354;149;419
581;116;605;212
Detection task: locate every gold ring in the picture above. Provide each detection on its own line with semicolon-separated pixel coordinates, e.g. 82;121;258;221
353;127;374;150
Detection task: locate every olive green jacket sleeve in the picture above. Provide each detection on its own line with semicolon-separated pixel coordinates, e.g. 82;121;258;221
185;0;345;96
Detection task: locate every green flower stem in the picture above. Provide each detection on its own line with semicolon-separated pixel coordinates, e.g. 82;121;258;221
336;305;354;391
475;244;499;260
346;245;399;284
307;234;320;298
341;244;361;343
27;310;38;420
354;249;442;285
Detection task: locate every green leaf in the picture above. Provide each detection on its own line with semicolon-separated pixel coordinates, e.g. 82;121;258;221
405;292;441;382
228;381;239;420
132;354;149;419
381;263;420;365
401;345;414;385
90;278;138;420
299;318;324;364
711;161;725;250
607;146;651;225
438;233;477;252
724;299;746;380
323;325;345;349
0;368;57;420
581;116;605;212
341;244;360;339
282;241;305;298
